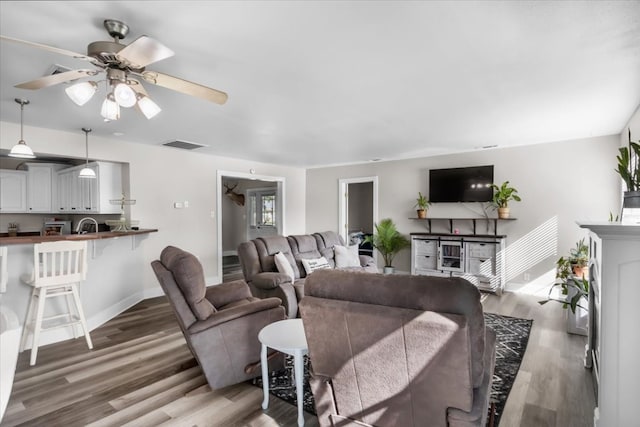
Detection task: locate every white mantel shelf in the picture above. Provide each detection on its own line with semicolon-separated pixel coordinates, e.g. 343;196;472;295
577;221;640;427
577;221;640;237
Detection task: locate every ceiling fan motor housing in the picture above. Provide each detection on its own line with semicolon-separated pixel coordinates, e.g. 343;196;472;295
87;41;125;66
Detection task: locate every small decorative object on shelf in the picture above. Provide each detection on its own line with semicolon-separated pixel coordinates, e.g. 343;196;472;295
7;223;18;237
414;192;431;219
490;181;521;219
107;193;137;232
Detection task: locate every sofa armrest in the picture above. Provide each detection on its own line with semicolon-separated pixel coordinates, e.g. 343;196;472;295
251;272;292;290
447;327;497;426
188;297;283;333
204;280;252;308
359;254;375;267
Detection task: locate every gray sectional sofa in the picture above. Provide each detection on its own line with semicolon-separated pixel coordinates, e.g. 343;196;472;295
237;231;377;317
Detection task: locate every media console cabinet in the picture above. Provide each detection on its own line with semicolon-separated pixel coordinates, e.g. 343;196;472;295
410;217;511;294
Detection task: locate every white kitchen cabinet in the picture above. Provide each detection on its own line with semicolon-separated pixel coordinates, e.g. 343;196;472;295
0;170;27;213
56;162;123;214
25;163;66;213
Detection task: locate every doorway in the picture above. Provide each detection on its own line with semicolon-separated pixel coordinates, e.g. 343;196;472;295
338;177;378;260
217;171;285;282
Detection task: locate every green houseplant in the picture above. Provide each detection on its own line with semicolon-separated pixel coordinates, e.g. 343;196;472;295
414;192;431;219
490;181;521;219
539;256;589;315
616;129;640;210
364;218;410;273
569;238;589;277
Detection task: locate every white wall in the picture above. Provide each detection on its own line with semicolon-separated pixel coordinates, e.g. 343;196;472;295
1;121;307;291
306;135;620;291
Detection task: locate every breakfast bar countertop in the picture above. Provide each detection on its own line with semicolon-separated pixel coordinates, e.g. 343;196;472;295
0;229;158;245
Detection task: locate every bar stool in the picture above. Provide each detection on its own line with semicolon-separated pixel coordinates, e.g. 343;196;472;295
20;240;93;365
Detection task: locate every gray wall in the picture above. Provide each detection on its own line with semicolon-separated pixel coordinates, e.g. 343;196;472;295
306;135;621;291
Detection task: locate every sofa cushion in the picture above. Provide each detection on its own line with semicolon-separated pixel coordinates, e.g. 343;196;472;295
301;256;331;275
334;245;360;268
274;252;295;283
161;246;215;321
257;236;301;279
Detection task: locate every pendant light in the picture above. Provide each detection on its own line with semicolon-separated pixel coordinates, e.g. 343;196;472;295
78;128;96;179
9;99;36;159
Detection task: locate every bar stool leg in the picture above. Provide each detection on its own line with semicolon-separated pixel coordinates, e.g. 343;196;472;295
64;288;79;339
30;288;47;366
71;284;92;349
20;287;37;352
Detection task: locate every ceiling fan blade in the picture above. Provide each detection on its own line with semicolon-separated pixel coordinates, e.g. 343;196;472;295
15;69;98;90
0;35;94;62
141;71;228;105
117;35;174;69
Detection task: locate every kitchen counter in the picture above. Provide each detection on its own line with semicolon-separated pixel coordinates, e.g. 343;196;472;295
0;229;158;245
0;228;158;349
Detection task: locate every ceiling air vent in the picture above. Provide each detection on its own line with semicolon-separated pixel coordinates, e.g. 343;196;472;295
46;64;72;76
162;140;208;150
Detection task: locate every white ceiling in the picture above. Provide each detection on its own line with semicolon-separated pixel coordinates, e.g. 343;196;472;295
1;1;639;168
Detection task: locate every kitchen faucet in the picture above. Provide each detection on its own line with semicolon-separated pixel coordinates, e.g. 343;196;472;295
75;217;98;234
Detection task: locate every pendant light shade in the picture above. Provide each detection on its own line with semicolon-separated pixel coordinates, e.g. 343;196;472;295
9;99;36;159
79;127;96;179
65;81;98;106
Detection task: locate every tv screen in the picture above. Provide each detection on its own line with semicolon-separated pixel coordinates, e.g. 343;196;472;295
429;165;494;202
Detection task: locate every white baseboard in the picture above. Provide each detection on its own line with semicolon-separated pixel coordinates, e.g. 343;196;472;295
21;291;146;350
223;250;238;257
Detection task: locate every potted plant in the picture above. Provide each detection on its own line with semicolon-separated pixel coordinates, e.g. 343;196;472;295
539;255;590;335
490;181;521;219
414;192;431;219
569;238;589;278
616;129;640;210
364;218;410;274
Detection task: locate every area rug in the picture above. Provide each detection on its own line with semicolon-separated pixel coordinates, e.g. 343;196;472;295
252;312;532;426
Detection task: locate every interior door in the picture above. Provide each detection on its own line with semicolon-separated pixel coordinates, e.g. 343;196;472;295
247;188;278;240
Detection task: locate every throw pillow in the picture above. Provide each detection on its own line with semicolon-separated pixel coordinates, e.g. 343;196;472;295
334;245;361;268
301;256;331;275
274;251;295;283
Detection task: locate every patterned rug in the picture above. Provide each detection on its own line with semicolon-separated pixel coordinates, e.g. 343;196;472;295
252;312;532;426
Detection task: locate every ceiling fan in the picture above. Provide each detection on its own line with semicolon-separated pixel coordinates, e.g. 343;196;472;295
1;19;228;120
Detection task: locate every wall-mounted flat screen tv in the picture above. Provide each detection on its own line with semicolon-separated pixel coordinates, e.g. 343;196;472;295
429;165;494;202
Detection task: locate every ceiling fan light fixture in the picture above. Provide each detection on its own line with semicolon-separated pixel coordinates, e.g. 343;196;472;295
101;93;120;121
65;81;98;106
136;93;161;119
9;99;36;159
114;82;137;108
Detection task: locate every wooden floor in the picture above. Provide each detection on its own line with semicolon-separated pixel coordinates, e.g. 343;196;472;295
2;292;595;427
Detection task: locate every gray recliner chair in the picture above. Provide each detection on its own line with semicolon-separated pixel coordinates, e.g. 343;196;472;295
151;246;286;389
299;269;496;427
